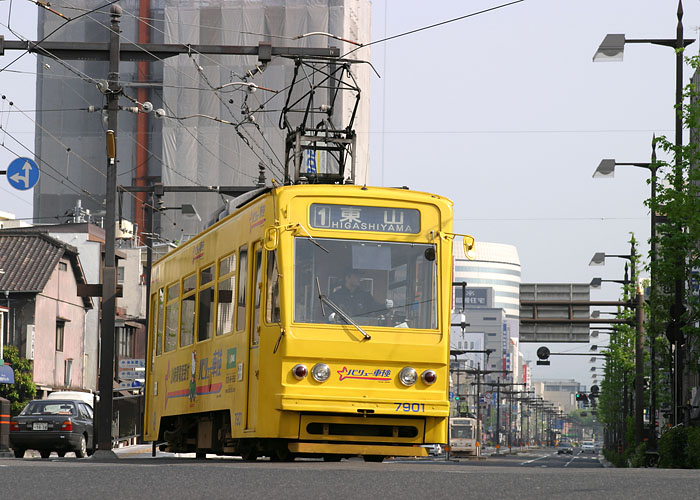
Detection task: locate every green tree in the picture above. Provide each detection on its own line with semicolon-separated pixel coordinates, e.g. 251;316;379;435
0;345;36;415
647;54;700;426
597;234;645;461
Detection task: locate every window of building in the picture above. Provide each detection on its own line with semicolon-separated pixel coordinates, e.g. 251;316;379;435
118;326;134;358
56;321;65;352
117;266;125;283
64;359;72;387
58;261;68;271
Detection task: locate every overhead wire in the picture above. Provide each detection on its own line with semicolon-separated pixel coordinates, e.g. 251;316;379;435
341;0;526;58
115;5;289;181
0;94;183;235
4;3;256;198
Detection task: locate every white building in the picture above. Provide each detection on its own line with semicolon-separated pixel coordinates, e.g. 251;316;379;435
453;241;521;318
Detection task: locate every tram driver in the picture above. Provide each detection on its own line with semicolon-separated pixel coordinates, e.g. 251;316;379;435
330;268;393;319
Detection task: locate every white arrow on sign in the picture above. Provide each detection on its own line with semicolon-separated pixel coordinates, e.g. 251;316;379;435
9;160;32;189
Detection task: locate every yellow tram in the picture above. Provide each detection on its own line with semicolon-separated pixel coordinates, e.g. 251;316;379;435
144;184;473;461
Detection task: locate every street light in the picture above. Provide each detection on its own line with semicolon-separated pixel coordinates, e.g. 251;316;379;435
589;250;634;267
589;277;629;289
593;151;662;444
594;0;695;430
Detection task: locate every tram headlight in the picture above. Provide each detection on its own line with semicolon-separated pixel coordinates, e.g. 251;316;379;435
292;364;308;380
399;367;418;387
311;363;331;382
421;370;437;385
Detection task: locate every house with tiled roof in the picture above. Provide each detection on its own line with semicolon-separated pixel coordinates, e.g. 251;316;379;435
0;231;92;396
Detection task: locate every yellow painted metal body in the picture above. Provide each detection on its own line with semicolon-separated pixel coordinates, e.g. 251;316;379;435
144;185;454;456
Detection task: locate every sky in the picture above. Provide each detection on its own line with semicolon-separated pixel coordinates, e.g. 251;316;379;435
2;0;699;390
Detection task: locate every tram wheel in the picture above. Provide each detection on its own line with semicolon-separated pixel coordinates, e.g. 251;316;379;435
270;448;296;462
241;449;258;462
196;451;207;459
323;455;342;462
363;455;384;463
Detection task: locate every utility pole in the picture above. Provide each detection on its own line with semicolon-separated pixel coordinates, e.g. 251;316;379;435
464;365;507;456
95;4;122;456
476;362;482;456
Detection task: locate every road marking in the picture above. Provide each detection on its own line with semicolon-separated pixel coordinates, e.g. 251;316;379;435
564;454;577;467
520;454;550;466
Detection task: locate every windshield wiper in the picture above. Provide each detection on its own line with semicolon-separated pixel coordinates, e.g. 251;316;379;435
316;278;371;341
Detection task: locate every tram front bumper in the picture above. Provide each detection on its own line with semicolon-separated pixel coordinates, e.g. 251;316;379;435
289;442;429;457
279;395;449;416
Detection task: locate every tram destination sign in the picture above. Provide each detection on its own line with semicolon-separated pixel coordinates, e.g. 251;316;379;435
310;204;420;234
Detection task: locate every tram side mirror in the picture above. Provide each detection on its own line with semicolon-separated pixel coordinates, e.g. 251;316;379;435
264;226;279;250
463;235;476;260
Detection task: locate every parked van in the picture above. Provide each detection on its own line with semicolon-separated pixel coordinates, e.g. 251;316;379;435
46;391;95;408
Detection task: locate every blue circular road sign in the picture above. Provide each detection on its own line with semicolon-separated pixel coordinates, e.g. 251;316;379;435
6;157;40;190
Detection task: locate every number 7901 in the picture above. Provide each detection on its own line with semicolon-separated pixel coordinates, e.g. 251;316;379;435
395;403;425;412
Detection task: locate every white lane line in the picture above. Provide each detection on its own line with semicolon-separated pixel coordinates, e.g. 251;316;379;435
520;454;550;466
564;454;577;467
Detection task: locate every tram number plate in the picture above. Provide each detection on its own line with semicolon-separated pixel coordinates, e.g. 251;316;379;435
395;403;425;413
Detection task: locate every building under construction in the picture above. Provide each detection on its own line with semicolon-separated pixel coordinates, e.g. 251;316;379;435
33;0;371;242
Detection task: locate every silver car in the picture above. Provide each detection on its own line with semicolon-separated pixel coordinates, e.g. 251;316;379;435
581;440;596;453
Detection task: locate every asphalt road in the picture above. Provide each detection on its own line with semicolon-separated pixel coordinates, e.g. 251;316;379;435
1;447;698;500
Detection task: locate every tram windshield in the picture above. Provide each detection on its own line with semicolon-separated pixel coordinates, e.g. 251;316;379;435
451;423;475;439
294;237;438;329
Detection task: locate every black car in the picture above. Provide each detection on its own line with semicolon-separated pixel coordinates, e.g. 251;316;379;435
557;441;574;454
10;399;94;458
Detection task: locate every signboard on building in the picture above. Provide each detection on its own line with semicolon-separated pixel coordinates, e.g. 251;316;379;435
454;287;492;309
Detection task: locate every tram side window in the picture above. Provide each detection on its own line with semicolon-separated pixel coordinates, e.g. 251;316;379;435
164;282;180;352
156;287;164;356
265;250;280;323
236;246;248;331
197;265;214;341
252;247;263;345
180;273;196;347
216;253;236;336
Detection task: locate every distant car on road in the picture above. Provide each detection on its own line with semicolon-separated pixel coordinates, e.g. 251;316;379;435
581;440;596;453
557;441;573;455
420;444;443;456
10;399;94;459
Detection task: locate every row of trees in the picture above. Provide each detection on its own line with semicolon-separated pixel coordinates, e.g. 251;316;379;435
599;55;700;467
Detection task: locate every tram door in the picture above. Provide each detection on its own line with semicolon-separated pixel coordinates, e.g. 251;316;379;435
245;243;263;430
